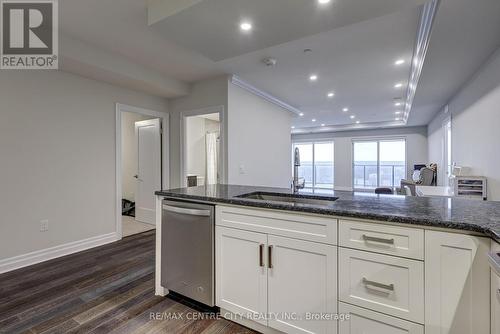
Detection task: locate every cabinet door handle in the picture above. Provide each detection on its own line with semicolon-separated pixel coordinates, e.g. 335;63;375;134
268;245;273;269
362;234;395;245
362;277;394;292
259;244;265;267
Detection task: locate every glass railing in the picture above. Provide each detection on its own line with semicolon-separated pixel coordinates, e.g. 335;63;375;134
353;164;405;189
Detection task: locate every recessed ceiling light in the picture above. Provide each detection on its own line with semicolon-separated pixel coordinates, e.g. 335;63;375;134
395;59;405;65
318;0;331;4
394;102;402;106
394;82;403;88
291;126;295;129
240;22;252;32
321;123;325;126
312;118;317;122
299;112;304;116
356;120;360;124
309;74;318;81
342;107;349;112
395;117;401;121
327;92;335;98
395;111;402;115
350;115;355;119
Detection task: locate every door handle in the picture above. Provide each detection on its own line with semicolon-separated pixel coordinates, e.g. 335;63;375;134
362;234;395;245
133;174;139;179
362;277;394;292
162;205;211;217
259;244;265;267
268;245;273;269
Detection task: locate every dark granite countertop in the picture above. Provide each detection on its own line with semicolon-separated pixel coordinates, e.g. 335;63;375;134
156;184;500;241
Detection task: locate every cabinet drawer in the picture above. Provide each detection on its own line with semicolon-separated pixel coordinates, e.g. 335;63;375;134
216;205;337;245
339;248;424;323
339;220;424;260
339;302;424;334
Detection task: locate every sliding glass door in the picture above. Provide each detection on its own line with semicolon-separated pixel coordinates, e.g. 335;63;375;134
353;139;406;190
293;141;334;192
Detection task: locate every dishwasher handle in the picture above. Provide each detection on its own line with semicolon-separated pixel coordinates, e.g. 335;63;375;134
162;204;211;217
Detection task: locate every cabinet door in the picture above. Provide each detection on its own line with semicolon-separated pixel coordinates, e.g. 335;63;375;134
268;235;337;334
339;302;424;334
425;231;490;334
216;227;268;325
492;272;500;334
492;241;500;334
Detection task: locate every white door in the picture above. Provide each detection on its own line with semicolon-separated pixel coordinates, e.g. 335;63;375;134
216;226;268;326
425;231;490;334
134;118;161;225
268;235;337;334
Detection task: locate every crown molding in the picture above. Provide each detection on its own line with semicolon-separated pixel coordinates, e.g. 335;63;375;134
230;75;302;115
291;120;406;134
403;0;441;123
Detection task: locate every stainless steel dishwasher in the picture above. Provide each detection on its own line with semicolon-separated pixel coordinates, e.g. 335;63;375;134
161;199;215;306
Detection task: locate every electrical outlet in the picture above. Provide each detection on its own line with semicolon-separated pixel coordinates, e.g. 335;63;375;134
239;164;245;174
40;219;49;232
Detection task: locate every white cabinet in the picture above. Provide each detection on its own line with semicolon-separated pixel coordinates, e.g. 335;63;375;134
215;206;338;334
339;219;424;260
425;231;490;334
339;302;424;334
492;241;500;334
268;235;337;334
338;248;424;323
492;272;500;334
215;227;268;325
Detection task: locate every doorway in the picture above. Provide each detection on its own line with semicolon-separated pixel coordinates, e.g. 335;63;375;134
116;104;169;239
181;106;225;187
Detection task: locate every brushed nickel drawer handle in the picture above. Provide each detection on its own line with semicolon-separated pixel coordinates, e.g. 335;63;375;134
362;277;394;292
268;245;273;269
259;244;265;267
362;234;395;245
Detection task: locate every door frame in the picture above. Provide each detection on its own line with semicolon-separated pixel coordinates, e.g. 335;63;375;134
180;105;226;187
115;103;170;240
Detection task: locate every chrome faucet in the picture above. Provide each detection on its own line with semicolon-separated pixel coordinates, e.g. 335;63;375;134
292;147;305;193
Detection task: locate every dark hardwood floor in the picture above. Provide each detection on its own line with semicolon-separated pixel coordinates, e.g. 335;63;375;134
0;230;257;334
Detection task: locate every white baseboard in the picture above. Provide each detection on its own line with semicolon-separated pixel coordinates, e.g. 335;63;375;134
335;186;354;192
0;232;119;274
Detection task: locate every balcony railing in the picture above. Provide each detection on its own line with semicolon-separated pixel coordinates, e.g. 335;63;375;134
354;164;405;189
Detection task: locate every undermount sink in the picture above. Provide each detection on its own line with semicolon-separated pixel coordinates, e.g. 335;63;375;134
237;192;338;206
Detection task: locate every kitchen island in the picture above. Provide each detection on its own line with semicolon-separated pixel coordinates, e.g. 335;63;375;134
155;184;500;334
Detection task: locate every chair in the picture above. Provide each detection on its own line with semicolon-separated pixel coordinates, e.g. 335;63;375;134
375;187;393;195
419;167;435;186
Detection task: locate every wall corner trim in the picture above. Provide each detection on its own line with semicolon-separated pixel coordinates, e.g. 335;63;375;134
230;75;302;116
0;232;119;274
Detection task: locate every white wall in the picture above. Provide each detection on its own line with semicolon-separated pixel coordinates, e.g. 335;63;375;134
427;107;449;186
121;112;156;201
292;126;428;191
168;76;228;188
0;70;168;260
227;83;293;188
428;47;500;200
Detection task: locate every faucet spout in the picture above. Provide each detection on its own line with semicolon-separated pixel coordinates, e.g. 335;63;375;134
292;147;305;193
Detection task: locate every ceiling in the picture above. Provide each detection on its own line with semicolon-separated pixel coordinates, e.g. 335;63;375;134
151;0;427;61
58;0;500;131
408;0;500;125
219;7;420;128
59;0;220;82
